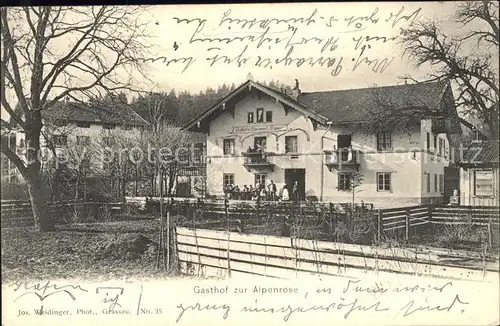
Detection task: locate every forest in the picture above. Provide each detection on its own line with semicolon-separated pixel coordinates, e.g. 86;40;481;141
129;79;294;127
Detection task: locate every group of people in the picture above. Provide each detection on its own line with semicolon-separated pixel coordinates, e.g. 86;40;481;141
224;180;300;202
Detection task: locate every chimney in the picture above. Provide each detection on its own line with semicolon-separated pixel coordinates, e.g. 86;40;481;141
292;79;301;99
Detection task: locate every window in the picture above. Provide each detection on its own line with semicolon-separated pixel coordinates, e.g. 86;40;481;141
434;174;438;192
377;172;391;191
425;173;431;193
76;122;91;128
103;123;116;130
223;173;234;188
438;138;443;156
254;136;267;151
439;174;444;193
256;108;264;122
223;138;235;155
193;143;204;163
53;135;67;147
376;132;392;151
426;132;430;150
433;134;437;152
255;173;266;187
248;112;254;123
338;173;351;191
266;111;273;122
285;136;298;153
76;136;90;146
474;170;493;196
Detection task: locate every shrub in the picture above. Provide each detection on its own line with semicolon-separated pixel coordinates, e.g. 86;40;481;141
437;214;475;249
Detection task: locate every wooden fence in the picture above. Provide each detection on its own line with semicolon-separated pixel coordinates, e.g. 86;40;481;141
0;200;127;227
175;226;499;282
2;198;498;246
377;205;431;241
431;205;500;225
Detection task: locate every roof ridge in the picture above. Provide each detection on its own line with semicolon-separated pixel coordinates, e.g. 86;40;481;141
300;79;446;95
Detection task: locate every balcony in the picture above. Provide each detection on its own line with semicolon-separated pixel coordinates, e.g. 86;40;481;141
324;148;360;171
242;150;274;171
177;155;206;176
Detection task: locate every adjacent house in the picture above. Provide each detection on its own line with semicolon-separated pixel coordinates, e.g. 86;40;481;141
1;100;149;183
458;140;499;206
182;79;462;207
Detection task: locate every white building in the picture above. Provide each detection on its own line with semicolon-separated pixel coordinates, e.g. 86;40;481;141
183;79;462;207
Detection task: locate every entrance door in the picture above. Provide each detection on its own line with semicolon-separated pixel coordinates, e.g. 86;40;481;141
444;166;460;204
176;176;191;197
337;134;352;161
254;136;267;151
337;134;352;148
284;168;306;201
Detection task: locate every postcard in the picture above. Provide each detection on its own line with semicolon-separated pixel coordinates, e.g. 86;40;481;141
1;2;499;326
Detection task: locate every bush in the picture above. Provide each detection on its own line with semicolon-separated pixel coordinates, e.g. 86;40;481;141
0;182;29;200
437;214;478;249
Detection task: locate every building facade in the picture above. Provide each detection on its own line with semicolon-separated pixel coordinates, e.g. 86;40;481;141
183;79;462;207
1;100;149;184
459;140;499;206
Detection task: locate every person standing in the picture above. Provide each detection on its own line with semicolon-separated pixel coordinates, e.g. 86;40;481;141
267;180;277;201
292;181;299;202
259;187;267;201
281;185;289;201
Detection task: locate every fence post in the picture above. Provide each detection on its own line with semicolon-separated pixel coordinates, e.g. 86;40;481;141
377;209;382;243
256;196;260;220
328;203;334;237
487;223;492;248
282;213;290;237
405;209;410;242
224;197;229;230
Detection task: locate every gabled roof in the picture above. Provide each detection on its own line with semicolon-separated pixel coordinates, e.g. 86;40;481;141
182;79;459;133
460;140;499;166
298;80;450;123
182;80;329;131
42;101;149;126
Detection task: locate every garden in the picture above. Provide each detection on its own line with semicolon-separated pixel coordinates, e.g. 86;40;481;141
1;198;499;282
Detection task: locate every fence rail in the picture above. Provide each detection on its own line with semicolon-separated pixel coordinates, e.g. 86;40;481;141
175;226;498;282
375;204;499;245
2;199;499;244
0;200;128;227
377;205;432;240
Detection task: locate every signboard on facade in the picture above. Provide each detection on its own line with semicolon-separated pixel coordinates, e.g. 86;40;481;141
229;124;289;134
474;170;494;196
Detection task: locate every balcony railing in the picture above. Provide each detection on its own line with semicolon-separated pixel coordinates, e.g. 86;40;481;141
242;150;274;170
324;148;360;170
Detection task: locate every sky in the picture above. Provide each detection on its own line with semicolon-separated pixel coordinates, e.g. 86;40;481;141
1;1;491;118
139;1;459;93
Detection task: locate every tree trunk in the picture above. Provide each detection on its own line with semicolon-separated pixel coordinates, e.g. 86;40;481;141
26;165;55;231
24;113;55;231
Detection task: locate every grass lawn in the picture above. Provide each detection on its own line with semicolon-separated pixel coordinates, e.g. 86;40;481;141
1;219;178;283
3;216;498;282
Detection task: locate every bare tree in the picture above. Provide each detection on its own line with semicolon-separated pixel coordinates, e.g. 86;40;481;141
0;6;154;231
139;125;197;197
146;92;168;132
400;1;499;139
